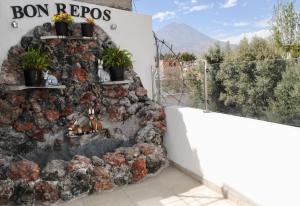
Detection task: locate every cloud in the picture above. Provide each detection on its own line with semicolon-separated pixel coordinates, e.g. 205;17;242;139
153;11;176;22
221;0;238;8
189;4;211;12
191;0;198;4
220;29;271;44
255;18;270;28
223;21;250;27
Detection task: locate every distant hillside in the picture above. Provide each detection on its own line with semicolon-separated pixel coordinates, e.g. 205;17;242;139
156;23;228;55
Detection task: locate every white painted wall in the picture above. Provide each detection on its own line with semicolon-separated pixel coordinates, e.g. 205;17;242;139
0;0;155;97
164;106;300;206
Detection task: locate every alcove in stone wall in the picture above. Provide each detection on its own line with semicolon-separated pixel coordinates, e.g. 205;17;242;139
0;22;167;205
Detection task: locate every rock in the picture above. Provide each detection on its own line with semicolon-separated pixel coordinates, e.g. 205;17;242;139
73;67;88;83
137;143;167;174
44;110;60;122
31;130;45;142
109;128;126;140
152;121;167;133
12;181;35;206
104;153;126;167
135;87;148;97
131;159;148;183
91;177;113;192
80;92;95;105
69;170;92;197
137;143;156;155
128;91;139;103
127;103;142;115
91;156;105;167
67;155;93;173
111;165;132;186
102;85;129;98
91;167;110;179
13;122;33;133
0;127;27;155
34;181;59;204
0;154;12;180
119;98;131;107
31;101;42;113
42;160;67;181
7;94;25;106
136;124;163;145
146;155;164;174
0;180;14;202
116;147;140;161
108;106;127;122
7;160;40;182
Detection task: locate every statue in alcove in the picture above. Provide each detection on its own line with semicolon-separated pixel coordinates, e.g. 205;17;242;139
97;59;110;82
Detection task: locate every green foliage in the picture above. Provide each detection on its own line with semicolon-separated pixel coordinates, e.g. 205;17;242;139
204;43;225;111
268;64;300;125
217;37;285;116
271;1;300;57
102;47;133;70
180;52;196;62
20;48;51;71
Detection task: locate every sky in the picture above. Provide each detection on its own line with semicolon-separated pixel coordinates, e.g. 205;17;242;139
134;0;300;44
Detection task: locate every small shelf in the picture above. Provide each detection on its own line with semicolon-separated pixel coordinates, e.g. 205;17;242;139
5;85;67;91
101;80;133;85
40;36;98;41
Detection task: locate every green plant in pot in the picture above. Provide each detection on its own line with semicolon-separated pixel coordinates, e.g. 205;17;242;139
102;47;133;81
20;49;51;86
81;17;95;37
52;12;73;36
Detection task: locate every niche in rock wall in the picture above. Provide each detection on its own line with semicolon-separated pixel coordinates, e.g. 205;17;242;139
0;23;167;205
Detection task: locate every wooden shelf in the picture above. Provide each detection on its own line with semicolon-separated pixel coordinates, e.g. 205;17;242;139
40;36;97;41
101;80;133;85
5;85;67;91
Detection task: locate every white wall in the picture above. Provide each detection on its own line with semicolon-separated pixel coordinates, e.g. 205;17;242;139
0;0;155;97
164;106;300;206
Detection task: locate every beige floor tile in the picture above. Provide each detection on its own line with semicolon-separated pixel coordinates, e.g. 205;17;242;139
57;167;237;206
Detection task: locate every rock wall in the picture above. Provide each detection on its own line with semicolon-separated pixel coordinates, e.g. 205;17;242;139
0;23;167;205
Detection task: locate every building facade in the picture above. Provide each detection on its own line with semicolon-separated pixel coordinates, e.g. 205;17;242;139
75;0;132;11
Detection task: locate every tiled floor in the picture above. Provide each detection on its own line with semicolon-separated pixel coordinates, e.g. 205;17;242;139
59;167;237;206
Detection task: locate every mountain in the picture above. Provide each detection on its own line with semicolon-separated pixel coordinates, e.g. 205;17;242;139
156;23;226;55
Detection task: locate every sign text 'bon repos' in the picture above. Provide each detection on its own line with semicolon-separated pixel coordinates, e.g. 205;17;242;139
11;3;111;21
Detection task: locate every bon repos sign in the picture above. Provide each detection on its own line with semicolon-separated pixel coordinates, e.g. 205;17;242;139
10;3;111;21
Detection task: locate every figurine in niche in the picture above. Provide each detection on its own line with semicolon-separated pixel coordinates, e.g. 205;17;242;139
43;71;58;86
89;108;103;133
67;119;93;136
97;59;110;82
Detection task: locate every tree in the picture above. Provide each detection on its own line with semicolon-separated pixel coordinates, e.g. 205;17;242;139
271;1;300;57
204;43;226;111
217;37;285;116
180;52;196;62
268;63;300;125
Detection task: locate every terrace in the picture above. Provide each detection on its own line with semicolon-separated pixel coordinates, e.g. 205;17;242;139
0;0;299;206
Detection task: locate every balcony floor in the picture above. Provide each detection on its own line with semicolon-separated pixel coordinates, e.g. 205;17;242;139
59;166;237;206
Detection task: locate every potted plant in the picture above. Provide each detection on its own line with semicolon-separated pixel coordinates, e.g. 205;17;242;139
20;49;51;86
81;17;95;37
52;12;73;36
102;47;133;81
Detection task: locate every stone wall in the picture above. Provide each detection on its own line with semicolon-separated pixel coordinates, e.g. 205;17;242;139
0;23;167;205
74;0;132;11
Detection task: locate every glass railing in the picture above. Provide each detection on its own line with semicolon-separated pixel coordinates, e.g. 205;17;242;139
155;59;300;127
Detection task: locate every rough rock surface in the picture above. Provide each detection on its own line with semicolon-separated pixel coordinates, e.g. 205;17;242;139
0;23;168;205
7;160;40;182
